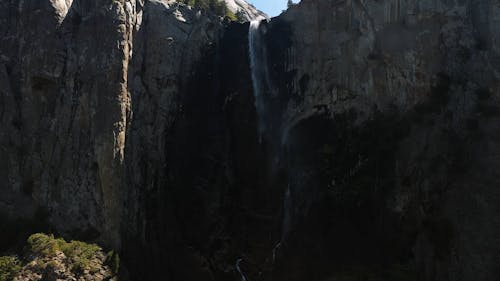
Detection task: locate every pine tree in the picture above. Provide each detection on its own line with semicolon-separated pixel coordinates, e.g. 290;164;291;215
235;9;246;23
178;0;235;20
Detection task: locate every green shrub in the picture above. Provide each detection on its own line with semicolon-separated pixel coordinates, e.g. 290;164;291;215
178;0;239;20
62;240;101;273
27;233;101;274
226;10;238;21
0;256;22;281
27;233;63;256
105;251;120;275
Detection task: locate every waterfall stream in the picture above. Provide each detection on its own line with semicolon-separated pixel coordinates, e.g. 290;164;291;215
282;185;292;240
235;258;248;281
248;20;271;142
248;20;293;266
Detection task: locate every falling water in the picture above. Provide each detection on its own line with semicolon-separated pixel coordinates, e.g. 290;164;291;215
282;185;292;240
248;20;271;142
235;258;248;281
249;20;294;266
272;242;281;264
271;184;292;264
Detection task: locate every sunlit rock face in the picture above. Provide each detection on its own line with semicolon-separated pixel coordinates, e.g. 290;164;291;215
0;0;135;248
0;0;221;250
223;0;267;21
1;0;499;281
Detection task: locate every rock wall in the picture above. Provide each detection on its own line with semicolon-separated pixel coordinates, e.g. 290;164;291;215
1;0;500;280
0;0;135;248
0;0;222;248
122;1;228;279
222;0;267;21
259;0;500;280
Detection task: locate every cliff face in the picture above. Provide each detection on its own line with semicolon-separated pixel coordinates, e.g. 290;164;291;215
0;0;135;247
1;0;500;281
262;1;500;280
0;0;221;249
222;0;267;21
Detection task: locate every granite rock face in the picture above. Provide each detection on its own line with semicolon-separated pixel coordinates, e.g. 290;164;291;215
260;1;500;280
0;0;133;248
1;0;500;280
222;0;267;21
0;0;220;248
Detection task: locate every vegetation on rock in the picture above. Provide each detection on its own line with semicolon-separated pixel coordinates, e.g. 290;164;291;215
0;233;119;280
0;256;22;281
105;251;120;275
177;0;244;21
27;233;102;273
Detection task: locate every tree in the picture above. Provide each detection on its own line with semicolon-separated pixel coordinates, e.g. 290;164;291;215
178;0;235;20
235;9;247;23
287;0;294;8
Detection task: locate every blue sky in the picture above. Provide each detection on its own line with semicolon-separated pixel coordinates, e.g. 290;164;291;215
247;0;300;17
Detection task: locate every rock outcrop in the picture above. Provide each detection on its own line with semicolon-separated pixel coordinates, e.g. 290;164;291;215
1;233;117;281
0;0;499;281
222;0;267;21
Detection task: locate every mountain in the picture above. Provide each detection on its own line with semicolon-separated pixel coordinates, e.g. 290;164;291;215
223;0;267;21
1;0;499;281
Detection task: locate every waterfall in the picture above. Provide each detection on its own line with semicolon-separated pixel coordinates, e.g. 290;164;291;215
249;20;293;267
272;242;281;264
248;20;271;142
282;185;292;240
271;184;292;264
235;258;248;281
